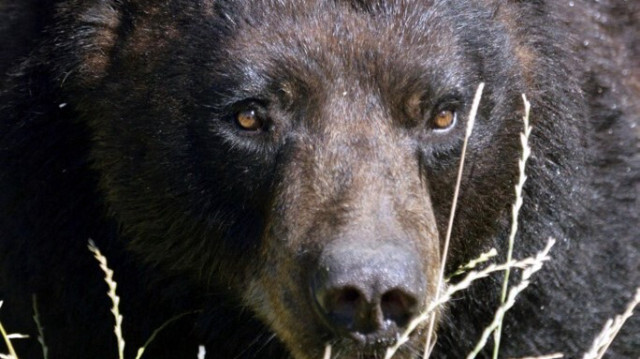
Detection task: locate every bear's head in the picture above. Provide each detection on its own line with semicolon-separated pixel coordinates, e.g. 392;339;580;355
63;1;537;357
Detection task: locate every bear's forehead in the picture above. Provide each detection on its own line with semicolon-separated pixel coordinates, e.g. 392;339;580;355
220;1;462;98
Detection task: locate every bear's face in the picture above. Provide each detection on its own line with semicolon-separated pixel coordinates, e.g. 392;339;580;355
73;1;525;357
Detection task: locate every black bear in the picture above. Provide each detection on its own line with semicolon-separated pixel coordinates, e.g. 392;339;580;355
1;1;638;358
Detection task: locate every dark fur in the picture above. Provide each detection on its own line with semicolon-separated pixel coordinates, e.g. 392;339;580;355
1;1;638;358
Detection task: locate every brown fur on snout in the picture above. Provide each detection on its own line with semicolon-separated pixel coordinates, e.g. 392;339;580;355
245;83;442;358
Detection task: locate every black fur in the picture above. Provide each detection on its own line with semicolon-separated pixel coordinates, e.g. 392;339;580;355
1;1;638;358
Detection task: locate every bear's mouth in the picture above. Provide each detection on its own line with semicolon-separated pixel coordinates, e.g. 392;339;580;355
322;332;421;359
325;344;389;359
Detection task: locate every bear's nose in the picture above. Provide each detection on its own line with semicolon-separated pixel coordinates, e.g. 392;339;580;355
311;241;426;343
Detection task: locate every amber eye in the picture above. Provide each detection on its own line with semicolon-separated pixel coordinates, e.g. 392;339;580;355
432;110;456;130
235;109;263;131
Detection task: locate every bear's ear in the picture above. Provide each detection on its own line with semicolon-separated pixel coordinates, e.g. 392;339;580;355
57;1;124;86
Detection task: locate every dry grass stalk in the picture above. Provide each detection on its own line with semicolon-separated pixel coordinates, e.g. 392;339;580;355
0;301;27;359
422;82;485;357
466;239;556;359
88;240;203;359
88;240;126;359
582;287;640;359
493;93;532;358
450;248;498;279
135;312;196;359
383;237;555;359
31;295;48;359
323;344;332;359
197;345;206;359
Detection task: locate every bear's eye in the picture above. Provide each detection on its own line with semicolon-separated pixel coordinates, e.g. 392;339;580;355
431;110;456;130
235;109;264;131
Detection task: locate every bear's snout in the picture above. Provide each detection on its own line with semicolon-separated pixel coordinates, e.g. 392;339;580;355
311;240;426;345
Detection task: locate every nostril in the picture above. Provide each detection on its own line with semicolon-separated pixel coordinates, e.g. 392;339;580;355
329;287;362;313
381;289;418;328
317;287;364;329
332;287;361;307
